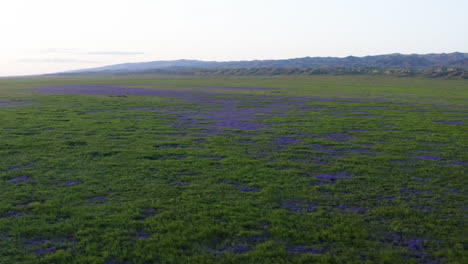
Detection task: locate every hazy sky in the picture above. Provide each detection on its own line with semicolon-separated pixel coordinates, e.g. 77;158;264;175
1;0;467;76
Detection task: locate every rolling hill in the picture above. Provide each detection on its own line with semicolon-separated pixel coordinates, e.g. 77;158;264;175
65;53;468;74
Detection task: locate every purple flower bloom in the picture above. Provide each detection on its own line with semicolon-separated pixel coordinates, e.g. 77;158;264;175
87;109;112;114
390;160;408;164
136;230;151;239
239;187;260;193
348;148;373;154
311;144;337;154
283;200;318;213
288;245;323;254
274;137;301;145
403;239;425;252
221;180;242;186
447;160;466;166
28;85;334;135
0;235;11;240
171;182;189;187
222;181;260;192
400;187;430;196
336;205;363;214
237;138;255;144
418;155;442;161
157;143;181;149
87;196;107;204
323;133;354;142
220;245;250;254
315;172;352;185
6;176;30;183
23;238;47;247
434;121;464;125
35;247;55;256
376;196;396;201
61;180;80;187
1;210;23;218
0;100;35;107
135;208;158;221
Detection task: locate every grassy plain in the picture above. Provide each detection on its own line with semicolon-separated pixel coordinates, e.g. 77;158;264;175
0;75;466;263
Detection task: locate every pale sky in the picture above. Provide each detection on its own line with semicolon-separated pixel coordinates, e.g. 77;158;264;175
0;0;467;76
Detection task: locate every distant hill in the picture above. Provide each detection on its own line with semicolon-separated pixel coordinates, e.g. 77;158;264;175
65;53;468;74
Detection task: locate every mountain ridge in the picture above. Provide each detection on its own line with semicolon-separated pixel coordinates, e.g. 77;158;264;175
64;52;468;74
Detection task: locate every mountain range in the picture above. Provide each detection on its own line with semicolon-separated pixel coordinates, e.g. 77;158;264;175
66;53;468;74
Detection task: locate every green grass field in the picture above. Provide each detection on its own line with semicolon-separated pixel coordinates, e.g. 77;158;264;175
0;75;466;263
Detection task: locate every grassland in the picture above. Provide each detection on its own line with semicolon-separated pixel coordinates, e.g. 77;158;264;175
0;75;466;264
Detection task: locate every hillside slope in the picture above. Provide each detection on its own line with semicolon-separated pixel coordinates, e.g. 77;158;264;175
66;53;468;74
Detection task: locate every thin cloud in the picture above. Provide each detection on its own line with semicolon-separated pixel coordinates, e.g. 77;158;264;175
85;51;145;55
20;58;101;63
40;48;80;54
39;49;144;56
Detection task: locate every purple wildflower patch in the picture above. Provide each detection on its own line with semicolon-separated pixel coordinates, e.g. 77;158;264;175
376;196;396;202
383;233;440;263
29;85;214;98
61;181;81;187
354;115;379;118
0;210;23;218
335;205;364;214
311;144;338;154
6;176;30;183
135;208;159;221
220;245;251;254
400;187;430;196
418;155;442;161
348;148;373;154
87;109;112;114
156;143;181;149
35;248;56;256
136;230;151;239
171;182;189;187
434;121;464;125
288;245;323;254
176;172;200;177
443;160;467;167
390;160;408;164
214;120;267;131
445;188;460;195
323;133;354;142
315;172;352;185
0;100;35;107
87;196;107;204
22;237;73;257
221;180;242;186
29;85;330;134
274;137;301;145
174;84;270;91
130;107;160;112
403;238;425;251
239;187;260;193
24;239;47;247
200;155;225;161
143;154;187;161
221;180;259;193
237;138;255;144
282;200;318;214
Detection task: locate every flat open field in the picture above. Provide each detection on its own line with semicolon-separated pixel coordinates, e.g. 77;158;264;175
0;75;466;263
